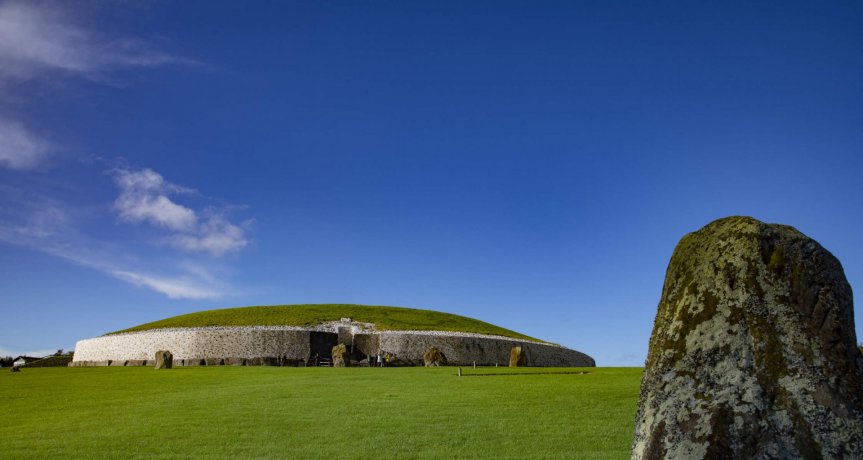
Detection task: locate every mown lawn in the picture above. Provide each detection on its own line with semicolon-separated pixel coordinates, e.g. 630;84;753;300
1;366;641;459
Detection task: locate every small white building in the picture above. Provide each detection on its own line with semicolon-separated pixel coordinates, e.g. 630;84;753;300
12;356;41;367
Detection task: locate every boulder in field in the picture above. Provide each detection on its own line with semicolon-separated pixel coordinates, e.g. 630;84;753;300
632;216;863;459
154;350;173;369
332;343;350;367
509;346;527;367
423;347;447;366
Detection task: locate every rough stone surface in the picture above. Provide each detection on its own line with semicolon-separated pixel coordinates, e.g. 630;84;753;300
509;346;526;367
331;343;350;367
423;347;447;366
632;216;863;459
72;326;594;367
353;333;380;360
377;331;593;367
74;328;313;365
154;350;172;369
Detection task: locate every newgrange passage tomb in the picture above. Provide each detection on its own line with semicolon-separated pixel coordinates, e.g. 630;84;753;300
72;304;595;367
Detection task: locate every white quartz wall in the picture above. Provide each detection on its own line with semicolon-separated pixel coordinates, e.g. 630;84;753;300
72;327;595;367
73;327;311;362
378;331;595;367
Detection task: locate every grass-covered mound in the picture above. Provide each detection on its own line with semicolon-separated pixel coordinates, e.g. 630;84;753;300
111;304;539;341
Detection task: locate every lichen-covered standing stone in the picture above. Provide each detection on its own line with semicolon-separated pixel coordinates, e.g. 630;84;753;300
633;216;863;459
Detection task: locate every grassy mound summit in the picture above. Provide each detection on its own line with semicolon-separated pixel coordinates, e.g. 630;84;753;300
111;304;539;341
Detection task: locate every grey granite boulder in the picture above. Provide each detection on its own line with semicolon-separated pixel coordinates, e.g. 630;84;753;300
154;350;173;369
632;216;863;459
423;347;447;366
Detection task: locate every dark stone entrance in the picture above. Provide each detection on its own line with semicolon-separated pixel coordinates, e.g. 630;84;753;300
308;331;338;365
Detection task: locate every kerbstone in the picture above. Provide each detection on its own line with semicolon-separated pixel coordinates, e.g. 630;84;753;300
509;346;526;367
423;347;447;366
332;343;350;367
154;350;172;370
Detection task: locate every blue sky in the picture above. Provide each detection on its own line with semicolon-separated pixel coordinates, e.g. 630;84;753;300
1;1;861;365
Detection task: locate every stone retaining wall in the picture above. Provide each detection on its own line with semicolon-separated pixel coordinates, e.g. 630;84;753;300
378;331;594;366
71;326;594;367
72;327;311;366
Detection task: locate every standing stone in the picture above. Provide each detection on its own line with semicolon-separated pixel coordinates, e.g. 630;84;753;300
331;343;350;367
633;216;863;459
423;347;447;367
154;350;173;370
509;346;527;367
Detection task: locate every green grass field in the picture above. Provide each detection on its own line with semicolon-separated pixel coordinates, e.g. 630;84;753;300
112;304;539;342
1;366;641;459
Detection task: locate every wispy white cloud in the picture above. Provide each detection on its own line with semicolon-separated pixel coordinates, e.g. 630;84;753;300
0;194;71;241
0;2;187;81
113;168;197;231
0;5;241;300
108;269;224;300
0;194;227;300
112;167;250;256
0;4;241;299
166;212;249;255
0;1;190;170
0;116;50;170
